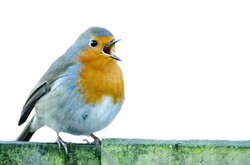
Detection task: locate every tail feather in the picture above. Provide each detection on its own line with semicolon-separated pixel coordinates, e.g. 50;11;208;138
16;116;35;141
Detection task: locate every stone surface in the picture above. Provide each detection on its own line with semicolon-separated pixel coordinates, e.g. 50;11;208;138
1;139;250;165
102;138;250;165
0;141;100;165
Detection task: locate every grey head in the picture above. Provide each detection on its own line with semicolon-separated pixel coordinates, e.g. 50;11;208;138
66;27;114;58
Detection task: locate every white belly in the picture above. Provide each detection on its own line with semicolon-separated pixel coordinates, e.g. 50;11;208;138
36;95;123;135
63;96;123;135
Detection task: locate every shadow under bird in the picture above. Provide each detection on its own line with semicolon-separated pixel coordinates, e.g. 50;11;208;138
16;27;125;154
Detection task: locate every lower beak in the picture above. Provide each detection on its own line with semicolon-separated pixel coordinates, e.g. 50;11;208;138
103;39;121;61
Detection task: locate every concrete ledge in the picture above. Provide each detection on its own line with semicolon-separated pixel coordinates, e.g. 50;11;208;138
0;141;100;165
1;139;250;164
102;139;250;165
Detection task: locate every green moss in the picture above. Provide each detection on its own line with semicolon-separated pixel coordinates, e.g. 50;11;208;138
0;142;100;165
102;139;250;165
2;139;250;164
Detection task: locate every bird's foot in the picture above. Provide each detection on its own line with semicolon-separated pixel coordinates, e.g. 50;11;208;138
90;133;101;146
56;133;68;155
82;133;101;145
82;139;90;144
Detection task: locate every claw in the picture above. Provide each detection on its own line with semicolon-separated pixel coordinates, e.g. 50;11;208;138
82;134;101;145
56;133;68;155
90;133;101;145
82;139;90;144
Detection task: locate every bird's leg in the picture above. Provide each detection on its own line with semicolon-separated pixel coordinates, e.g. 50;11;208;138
82;139;90;144
56;133;68;155
90;133;101;145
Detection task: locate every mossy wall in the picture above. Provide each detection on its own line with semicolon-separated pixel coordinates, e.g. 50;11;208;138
1;139;250;165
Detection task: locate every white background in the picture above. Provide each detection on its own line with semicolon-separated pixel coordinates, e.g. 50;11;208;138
0;0;250;143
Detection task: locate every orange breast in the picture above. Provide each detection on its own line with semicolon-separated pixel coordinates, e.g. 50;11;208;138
76;48;124;104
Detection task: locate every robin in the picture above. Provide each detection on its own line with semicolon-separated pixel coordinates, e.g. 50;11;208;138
16;27;124;154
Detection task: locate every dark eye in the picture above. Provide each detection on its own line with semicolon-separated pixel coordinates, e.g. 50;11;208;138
89;40;98;47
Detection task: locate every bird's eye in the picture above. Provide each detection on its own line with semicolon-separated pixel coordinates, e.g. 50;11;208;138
89;40;98;47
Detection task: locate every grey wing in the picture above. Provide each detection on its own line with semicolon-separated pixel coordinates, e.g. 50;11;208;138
18;82;50;126
18;55;76;126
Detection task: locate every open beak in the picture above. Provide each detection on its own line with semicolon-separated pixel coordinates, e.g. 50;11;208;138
103;39;121;61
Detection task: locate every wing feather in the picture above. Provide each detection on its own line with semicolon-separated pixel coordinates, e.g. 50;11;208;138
18;55;76;126
18;82;50;126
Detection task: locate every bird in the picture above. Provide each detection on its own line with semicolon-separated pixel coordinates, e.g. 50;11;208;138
16;27;125;154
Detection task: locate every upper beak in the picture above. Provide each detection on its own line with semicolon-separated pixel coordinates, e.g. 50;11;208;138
103;39;121;61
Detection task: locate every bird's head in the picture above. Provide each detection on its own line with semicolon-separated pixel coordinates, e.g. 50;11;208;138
75;27;121;64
